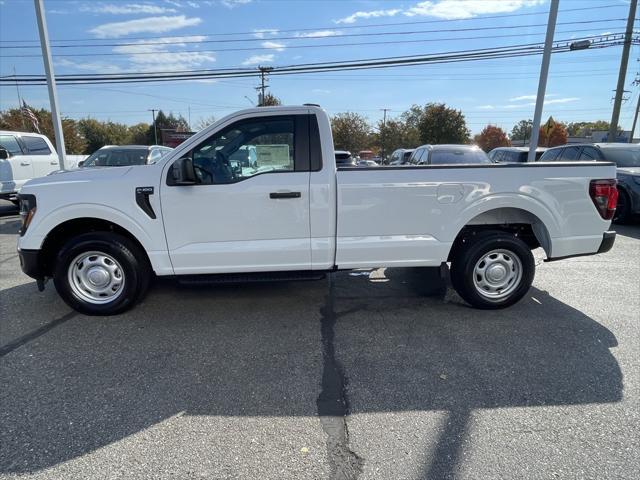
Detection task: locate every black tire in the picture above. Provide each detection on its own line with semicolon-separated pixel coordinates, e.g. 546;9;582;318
450;231;535;309
53;232;151;316
613;189;630;224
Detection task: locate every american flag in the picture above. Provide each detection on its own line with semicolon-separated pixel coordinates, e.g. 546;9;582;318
21;100;41;133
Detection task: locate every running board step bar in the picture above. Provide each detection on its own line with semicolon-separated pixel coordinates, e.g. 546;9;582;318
177;271;327;285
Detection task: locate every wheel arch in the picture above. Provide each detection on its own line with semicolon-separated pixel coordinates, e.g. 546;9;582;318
39;217;152;277
447;206;553;261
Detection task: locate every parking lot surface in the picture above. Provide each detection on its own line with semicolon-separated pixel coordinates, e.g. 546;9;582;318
1;199;638;479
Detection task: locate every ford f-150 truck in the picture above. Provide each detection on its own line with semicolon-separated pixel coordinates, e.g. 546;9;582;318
16;106;618;315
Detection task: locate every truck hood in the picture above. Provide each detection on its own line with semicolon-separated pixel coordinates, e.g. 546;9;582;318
617;167;640;176
21;166;132;191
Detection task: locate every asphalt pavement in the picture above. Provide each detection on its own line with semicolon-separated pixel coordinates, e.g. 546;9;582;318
1;199;638;479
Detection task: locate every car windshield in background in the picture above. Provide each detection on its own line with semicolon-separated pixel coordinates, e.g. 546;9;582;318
600;147;640;168
83;148;148;167
430;148;491;165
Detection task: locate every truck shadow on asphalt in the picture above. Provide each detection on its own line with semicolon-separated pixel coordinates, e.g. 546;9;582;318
0;269;623;477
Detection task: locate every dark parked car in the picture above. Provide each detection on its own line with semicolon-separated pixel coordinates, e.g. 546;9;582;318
389;148;415;165
538;143;640;223
409;144;491;165
80;145;173;168
335;150;356;167
488;146;547;163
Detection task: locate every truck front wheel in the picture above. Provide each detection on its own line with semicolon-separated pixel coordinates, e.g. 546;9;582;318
450;231;534;309
53;232;150;315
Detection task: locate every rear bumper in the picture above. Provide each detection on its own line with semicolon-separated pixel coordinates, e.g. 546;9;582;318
18;249;45;280
545;231;616;262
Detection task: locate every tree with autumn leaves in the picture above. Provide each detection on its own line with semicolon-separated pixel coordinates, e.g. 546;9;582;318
475;125;511;152
537;121;569;147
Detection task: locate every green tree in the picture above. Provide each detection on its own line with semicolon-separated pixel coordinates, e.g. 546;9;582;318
374;117;420;159
510;119;534;141
0;105;86;154
330;112;372;153
566;120;615;136
127;122;150;145
78;118;130;154
260;92;282;106
147;111;189;144
417;103;470;144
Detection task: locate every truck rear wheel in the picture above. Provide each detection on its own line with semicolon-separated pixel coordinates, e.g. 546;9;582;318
450;231;534;309
53;232;150;315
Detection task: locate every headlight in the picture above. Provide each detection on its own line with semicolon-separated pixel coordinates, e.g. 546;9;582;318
18;194;37;236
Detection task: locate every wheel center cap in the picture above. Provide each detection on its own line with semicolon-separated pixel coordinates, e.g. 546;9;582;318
87;267;110;287
487;264;507;282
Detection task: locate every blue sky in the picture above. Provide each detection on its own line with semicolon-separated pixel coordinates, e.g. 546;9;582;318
0;0;637;134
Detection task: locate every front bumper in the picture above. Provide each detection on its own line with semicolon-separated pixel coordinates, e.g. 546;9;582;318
18;249;45;281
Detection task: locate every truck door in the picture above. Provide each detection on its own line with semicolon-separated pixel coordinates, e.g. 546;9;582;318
21;135;58;178
0;134;33;194
161;114;312;274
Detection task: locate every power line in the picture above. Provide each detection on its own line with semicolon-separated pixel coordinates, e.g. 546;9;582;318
1;18;628;51
2;35;632;86
0;27;626;59
0;4;625;44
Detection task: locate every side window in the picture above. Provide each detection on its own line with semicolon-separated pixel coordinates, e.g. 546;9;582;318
390;151;399;162
540;149;560;161
189;116;296;185
559;146;580;161
22;136;52;155
579;147;600;160
411;149;424;164
492;151;504;162
0;135;23;155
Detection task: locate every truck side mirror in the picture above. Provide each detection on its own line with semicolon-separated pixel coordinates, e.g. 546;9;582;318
170;157;197;185
77;160;85;167
0;148;9;160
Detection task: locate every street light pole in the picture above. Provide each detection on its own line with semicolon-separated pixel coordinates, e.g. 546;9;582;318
528;0;559;162
149;109;158;145
34;0;66;169
380;108;390;163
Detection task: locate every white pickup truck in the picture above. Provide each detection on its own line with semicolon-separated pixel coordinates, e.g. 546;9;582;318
17;105;618;315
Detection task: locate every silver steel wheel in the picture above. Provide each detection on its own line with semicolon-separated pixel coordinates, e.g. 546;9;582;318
68;251;125;305
472;249;522;301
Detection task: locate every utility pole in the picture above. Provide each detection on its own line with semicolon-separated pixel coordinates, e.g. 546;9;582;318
34;0;66;169
188;105;191;131
609;0;637;142
528;0;559;162
149;109;158;145
380;108;390;163
630;93;640;143
257;66;272;106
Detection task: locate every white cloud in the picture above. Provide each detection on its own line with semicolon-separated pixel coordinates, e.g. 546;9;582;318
112;36;215;72
253;28;278;39
81;3;177;15
477;105;495;110
312;89;331;94
336;0;544;23
543;97;579;105
89;15;202;38
262;41;286;51
221;0;253;7
56;58;123;74
336;9;401;24
296;30;342;38
241;54;275;66
510;94;537;102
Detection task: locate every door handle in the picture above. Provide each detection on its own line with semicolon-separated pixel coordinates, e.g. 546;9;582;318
50;161;58;165
20;162;31;166
269;191;301;199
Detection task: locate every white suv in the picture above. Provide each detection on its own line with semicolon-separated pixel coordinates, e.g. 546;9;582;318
0;131;59;204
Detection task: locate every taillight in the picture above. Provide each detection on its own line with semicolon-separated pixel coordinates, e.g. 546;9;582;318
589;179;618;220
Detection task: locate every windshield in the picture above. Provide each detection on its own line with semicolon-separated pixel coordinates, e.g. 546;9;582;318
83;148;149;167
600;147;640;168
430;148;491;165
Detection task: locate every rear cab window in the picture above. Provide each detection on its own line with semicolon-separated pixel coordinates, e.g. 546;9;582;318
558;146;580;161
0;135;24;155
539;148;561;161
21;136;52;155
